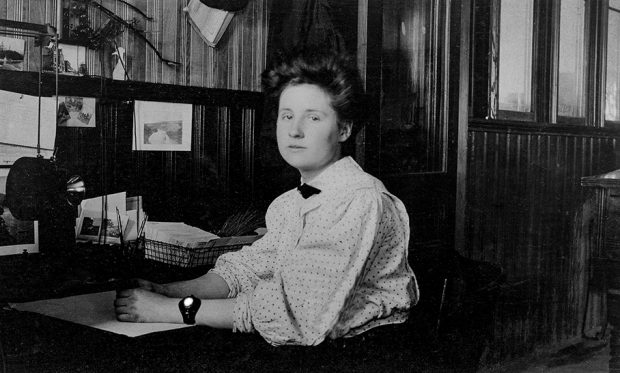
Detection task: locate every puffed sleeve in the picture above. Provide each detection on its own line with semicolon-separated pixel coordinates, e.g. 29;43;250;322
209;200;285;297
235;190;387;346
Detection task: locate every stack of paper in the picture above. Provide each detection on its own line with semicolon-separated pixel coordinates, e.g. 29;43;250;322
144;222;219;249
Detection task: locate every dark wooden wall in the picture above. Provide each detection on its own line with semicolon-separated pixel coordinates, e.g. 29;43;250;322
0;0;269;91
465;119;617;360
0;69;264;234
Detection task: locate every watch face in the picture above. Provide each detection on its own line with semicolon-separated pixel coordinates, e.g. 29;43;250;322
182;297;194;308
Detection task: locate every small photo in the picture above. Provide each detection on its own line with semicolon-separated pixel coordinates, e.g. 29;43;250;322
59;43;87;75
144;121;183;145
77;210;128;245
0;36;25;71
79;216;101;237
57;96;96;127
133;101;192;151
102;218;123;238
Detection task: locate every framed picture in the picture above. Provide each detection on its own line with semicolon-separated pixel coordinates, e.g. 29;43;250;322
57;96;96;127
0;36;25;71
0;169;38;255
133;101;193;151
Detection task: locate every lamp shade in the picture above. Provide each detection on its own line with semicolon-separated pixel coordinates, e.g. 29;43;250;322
5;157;84;221
199;0;249;11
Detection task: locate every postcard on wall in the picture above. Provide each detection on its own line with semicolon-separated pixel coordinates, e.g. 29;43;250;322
0;90;57;152
133;101;192;151
0;36;25;71
57;96;96;127
0;169;38;255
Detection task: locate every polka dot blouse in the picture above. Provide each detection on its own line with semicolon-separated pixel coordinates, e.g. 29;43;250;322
210;156;419;346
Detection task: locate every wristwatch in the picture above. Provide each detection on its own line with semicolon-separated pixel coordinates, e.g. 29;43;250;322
178;295;201;324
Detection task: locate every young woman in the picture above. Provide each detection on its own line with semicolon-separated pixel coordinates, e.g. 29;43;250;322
114;49;419;346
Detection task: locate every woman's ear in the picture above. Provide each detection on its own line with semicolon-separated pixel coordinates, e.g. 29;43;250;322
338;121;352;142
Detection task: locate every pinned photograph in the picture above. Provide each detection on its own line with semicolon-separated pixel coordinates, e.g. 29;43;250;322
0;169;38;255
57;96;96;127
0;36;25;71
133;101;192;151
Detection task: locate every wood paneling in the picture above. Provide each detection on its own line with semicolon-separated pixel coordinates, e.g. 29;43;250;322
0;69;264;234
466;119;618;361
0;0;268;91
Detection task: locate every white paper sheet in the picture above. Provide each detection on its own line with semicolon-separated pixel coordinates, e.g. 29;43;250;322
10;291;192;337
0;90;56;150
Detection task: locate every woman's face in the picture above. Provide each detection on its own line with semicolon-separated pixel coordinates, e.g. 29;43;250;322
276;83;351;181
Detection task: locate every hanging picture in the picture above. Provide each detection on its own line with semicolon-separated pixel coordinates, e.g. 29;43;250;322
0;36;25;71
57;96;96;127
0;169;38;255
133;100;193;151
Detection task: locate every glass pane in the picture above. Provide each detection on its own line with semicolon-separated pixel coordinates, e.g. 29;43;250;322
380;0;444;174
606;0;620;121
498;0;533;112
558;0;586;118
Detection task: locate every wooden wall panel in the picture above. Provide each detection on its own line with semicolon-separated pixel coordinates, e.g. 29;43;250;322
466;121;618;361
0;0;268;91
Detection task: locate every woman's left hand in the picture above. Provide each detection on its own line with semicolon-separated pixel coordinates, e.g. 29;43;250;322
114;288;179;323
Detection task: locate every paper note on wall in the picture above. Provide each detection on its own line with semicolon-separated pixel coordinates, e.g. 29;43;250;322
0;90;57;150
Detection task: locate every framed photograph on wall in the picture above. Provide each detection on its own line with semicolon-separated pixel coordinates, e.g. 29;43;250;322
0;36;25;71
133;100;192;151
0;169;38;255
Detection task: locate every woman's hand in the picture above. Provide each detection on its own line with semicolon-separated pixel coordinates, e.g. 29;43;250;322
114;288;179;323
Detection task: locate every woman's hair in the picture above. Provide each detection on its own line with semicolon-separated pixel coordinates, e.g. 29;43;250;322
261;48;365;131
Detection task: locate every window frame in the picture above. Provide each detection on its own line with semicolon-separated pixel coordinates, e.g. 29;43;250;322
472;0;611;127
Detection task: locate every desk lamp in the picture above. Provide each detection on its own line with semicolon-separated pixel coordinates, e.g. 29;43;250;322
6;157;86;255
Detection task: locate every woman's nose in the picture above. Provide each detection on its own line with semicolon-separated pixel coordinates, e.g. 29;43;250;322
288;118;304;137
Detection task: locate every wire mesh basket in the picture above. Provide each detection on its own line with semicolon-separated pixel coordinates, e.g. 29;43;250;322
143;235;263;268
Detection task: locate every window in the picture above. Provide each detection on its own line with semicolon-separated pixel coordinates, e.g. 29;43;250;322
557;0;586;119
498;0;533;113
474;0;611;126
606;0;620;122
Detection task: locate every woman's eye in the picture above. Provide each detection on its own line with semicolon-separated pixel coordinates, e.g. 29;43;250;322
280;113;293;120
308;115;320;122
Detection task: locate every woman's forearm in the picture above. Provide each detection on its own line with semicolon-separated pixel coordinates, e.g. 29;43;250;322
156;296;236;329
115;288;236;329
160;271;230;299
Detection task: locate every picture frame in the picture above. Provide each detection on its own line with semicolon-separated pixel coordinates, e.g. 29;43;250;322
0;168;39;255
0;36;25;71
133;101;193;151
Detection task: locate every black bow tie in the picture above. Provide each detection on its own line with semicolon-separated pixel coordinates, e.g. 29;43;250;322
297;183;321;199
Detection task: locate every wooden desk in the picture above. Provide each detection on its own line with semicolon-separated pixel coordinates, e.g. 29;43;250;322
0;246;487;372
582;174;620;373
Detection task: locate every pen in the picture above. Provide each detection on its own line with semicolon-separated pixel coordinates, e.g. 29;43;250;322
116;207;125;254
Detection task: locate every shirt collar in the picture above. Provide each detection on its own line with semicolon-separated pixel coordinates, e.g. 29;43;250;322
299;156;367;193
